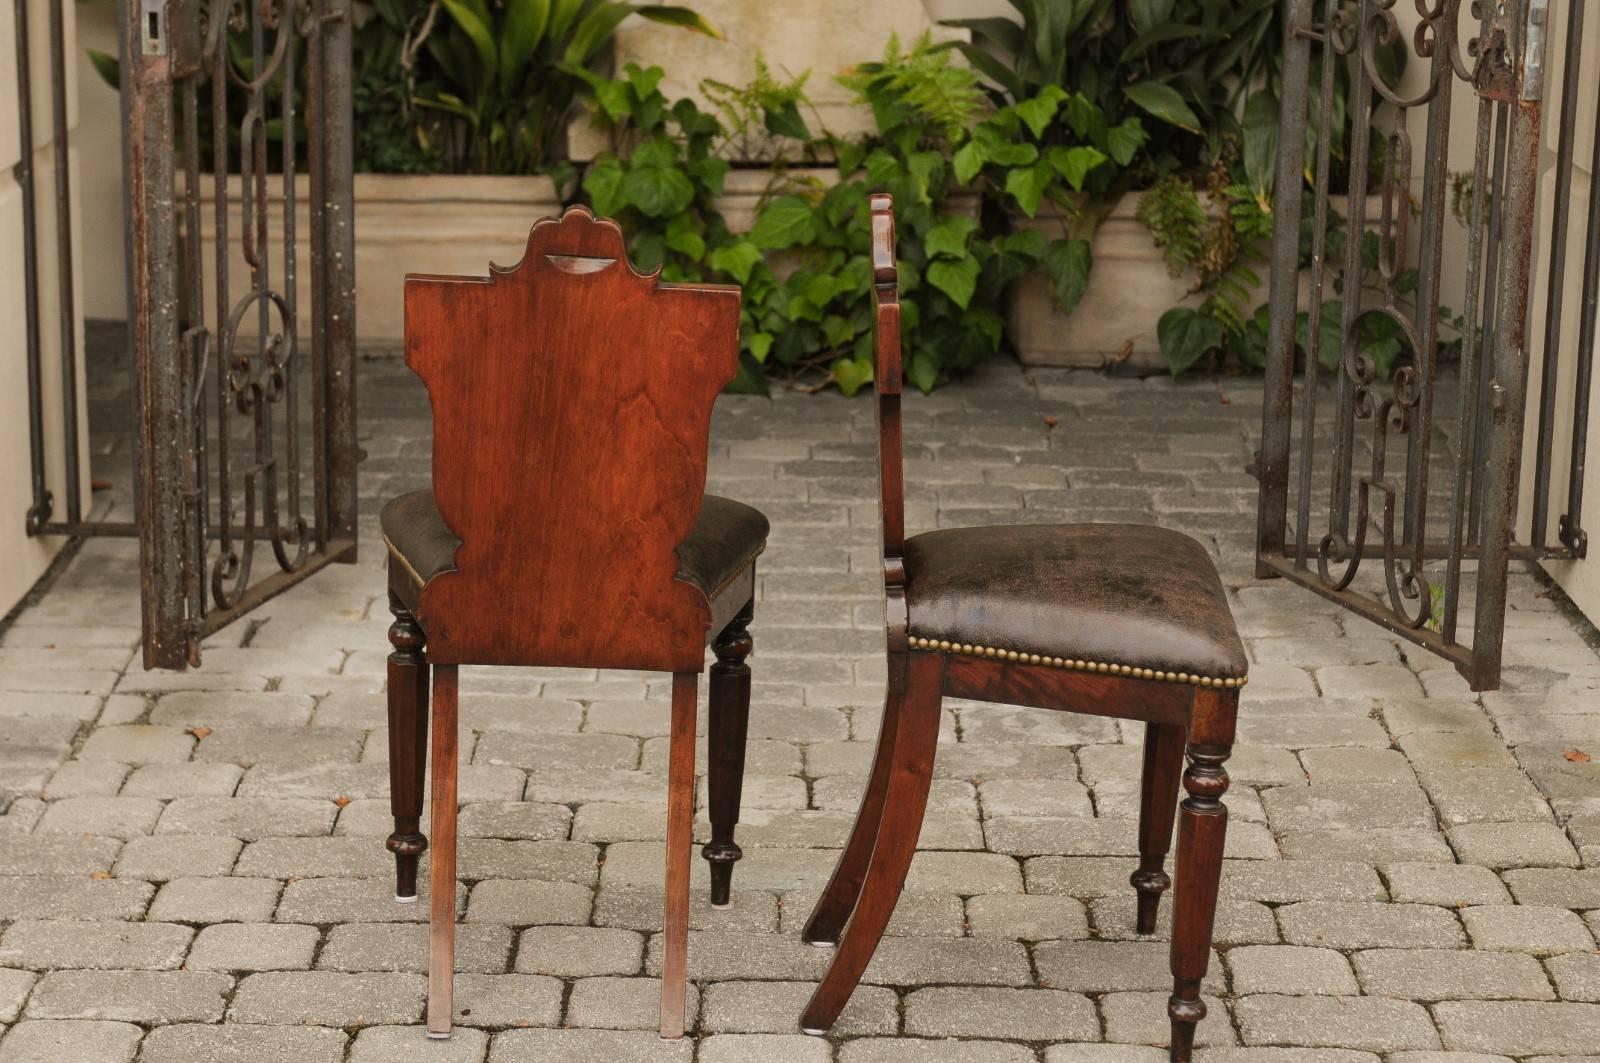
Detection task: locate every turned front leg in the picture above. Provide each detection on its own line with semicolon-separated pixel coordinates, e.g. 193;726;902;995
703;603;753;908
385;594;430;901
1167;739;1230;1062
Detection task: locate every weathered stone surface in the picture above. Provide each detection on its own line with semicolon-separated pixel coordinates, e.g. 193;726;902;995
0;1020;144;1063
136;1024;347;1062
1234;994;1440;1051
24;971;232;1023
1353;948;1555;1000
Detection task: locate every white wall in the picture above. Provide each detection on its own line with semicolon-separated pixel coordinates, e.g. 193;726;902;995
1521;0;1600;621
1;0;92;614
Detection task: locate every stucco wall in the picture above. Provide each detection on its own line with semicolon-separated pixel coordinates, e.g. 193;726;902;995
1;0;91;615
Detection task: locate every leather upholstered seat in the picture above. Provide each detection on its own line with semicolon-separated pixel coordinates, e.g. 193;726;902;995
382;489;769;627
903;523;1247;685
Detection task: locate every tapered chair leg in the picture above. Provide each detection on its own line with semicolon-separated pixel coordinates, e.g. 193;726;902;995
800;653;943;1034
426;664;460;1040
800;683;903;947
661;672;699;1040
1168;690;1235;1063
703;602;753;909
1132;721;1185;934
385;593;430;902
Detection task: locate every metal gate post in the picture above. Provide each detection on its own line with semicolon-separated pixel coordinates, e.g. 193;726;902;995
124;0;190;669
1255;0;1313;578
322;0;359;556
1471;0;1551;690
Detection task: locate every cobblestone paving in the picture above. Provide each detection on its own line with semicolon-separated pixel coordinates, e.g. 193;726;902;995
1;354;1598;1062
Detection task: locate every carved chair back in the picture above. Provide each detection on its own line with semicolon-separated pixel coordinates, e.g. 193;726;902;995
403;207;741;671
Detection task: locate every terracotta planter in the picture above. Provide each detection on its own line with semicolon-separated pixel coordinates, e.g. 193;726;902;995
187;173;564;342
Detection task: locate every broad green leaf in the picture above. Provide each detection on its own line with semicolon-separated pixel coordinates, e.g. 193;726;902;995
764;101;811;141
1105;118;1147;166
620;163;695;217
626;62;665;100
1043;238;1092;316
1063;93;1107;143
710;240;763;284
1001;228;1048;258
440;0;499;94
1004;161;1054;218
1241;90;1279;194
953;138;988;185
831;356;875;396
1123;81;1203;134
927;257;980;310
906;350;939;394
748;330;774;363
1047;146;1108;192
583;157;627;217
565;1;635;65
664;215;705;260
749;195;817;250
500;0;551;93
635;5;723;37
925;215;979;260
1129;0;1176;32
87;49;119;88
1012;85;1068;139
804;273;854;307
1158;307;1224;376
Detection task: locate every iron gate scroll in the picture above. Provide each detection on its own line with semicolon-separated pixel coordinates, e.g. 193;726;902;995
122;0;358;668
1255;0;1592;691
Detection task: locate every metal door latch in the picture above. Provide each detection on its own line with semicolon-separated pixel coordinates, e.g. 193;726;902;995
1522;0;1550;100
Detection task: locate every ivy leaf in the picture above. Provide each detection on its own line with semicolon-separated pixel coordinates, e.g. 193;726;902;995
620;163;694;217
748;330;774;363
583;157;627;217
924;215;979;260
709;240;763;284
1063;93;1107;143
1158;307;1224;376
927;257;980;310
1001;228;1048;259
750;195;818;249
664;215;705;260
1124;81;1203;134
1044;238;1093;316
625;62;665;100
831;356;875;396
1004;161;1054;218
1105;118;1148;166
764;100;811;141
906;350;940;394
1012;84;1068;139
1047;146;1108;192
953;138;987;184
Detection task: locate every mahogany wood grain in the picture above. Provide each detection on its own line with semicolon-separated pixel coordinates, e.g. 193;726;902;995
405;208;741;671
385;594;430;901
704;602;754;908
426;663;459;1039
942;655;1194;725
800;685;903;947
869;193;910;693
660;671;699;1039
1133;722;1185;934
800;651;944;1034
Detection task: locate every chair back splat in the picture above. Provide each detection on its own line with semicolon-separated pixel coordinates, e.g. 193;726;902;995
403;207;741;670
869;194;911;689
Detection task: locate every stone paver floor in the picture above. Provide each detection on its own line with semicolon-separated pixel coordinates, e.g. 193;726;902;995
1;352;1598;1062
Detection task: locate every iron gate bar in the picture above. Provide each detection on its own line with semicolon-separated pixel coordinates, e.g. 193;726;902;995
1256;0;1562;691
1531;0;1585;550
14;0;82;532
1562;86;1599;557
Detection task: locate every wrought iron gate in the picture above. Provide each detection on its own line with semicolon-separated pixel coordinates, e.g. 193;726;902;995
1256;0;1591;691
22;0;359;669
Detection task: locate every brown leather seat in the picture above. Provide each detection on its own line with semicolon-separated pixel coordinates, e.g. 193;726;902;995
382;489;768;625
903;523;1248;684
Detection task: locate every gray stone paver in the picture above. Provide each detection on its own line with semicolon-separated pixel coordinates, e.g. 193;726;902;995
2;356;1598;1057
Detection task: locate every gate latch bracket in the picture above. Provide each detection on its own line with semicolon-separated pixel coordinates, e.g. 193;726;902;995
1522;0;1551;101
140;0;167;56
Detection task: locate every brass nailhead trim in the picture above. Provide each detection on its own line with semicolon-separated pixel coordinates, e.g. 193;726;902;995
907;636;1247;689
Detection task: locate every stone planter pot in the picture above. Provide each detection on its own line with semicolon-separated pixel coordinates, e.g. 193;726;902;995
1008;196;1195;370
187;173;563;342
1010;194;1380;370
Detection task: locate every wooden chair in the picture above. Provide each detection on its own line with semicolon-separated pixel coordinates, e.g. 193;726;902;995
379;207;769;1041
798;195;1248;1062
